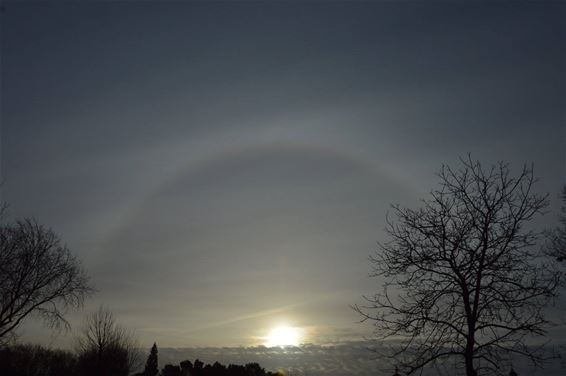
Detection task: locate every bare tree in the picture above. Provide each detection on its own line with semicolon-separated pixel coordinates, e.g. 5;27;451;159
355;157;561;376
0;214;94;346
545;186;566;263
76;306;142;376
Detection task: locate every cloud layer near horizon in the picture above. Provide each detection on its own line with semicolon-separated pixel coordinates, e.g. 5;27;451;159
156;341;566;376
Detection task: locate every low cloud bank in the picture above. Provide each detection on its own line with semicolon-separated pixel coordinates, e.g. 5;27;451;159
159;341;565;376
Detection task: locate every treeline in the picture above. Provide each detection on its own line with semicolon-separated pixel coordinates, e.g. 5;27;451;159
0;344;282;376
0;343;136;376
136;343;282;376
145;359;282;376
0;345;76;376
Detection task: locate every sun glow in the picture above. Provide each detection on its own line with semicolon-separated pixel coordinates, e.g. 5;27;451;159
264;325;303;347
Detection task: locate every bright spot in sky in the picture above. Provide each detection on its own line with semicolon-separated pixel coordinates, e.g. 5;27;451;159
264;325;303;347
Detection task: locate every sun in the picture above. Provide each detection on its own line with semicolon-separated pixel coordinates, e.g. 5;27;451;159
264;325;303;347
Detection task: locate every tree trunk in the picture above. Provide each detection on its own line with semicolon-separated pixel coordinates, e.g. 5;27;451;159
465;334;477;376
465;355;477;376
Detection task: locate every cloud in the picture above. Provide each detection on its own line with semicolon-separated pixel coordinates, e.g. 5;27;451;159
156;341;566;376
158;341;381;376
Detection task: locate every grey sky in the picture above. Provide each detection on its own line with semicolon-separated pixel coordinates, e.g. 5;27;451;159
1;1;564;350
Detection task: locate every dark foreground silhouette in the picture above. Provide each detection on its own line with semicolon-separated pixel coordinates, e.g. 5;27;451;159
0;344;283;376
143;359;283;376
136;342;283;376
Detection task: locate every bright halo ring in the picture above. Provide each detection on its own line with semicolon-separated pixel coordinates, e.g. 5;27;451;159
264;325;303;347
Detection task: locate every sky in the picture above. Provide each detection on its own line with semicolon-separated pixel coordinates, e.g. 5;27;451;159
0;0;565;362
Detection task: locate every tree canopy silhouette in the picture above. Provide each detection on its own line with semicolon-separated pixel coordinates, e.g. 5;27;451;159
355;157;561;376
76;306;141;376
0;344;286;376
0;344;77;376
0;212;93;345
158;358;282;376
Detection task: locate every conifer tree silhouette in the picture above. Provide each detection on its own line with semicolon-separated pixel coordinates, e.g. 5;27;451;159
143;343;158;376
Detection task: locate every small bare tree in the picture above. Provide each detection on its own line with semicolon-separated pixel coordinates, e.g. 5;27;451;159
76;306;141;376
0;214;94;345
355;157;561;376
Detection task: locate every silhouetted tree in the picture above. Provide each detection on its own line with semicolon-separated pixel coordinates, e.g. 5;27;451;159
76;306;141;376
228;364;245;376
162;359;281;376
211;361;227;374
546;186;566;263
144;343;159;376
194;358;204;369
0;213;93;345
0;344;77;376
355;157;561;376
180;359;193;376
244;363;265;376
162;364;182;376
193;358;204;376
